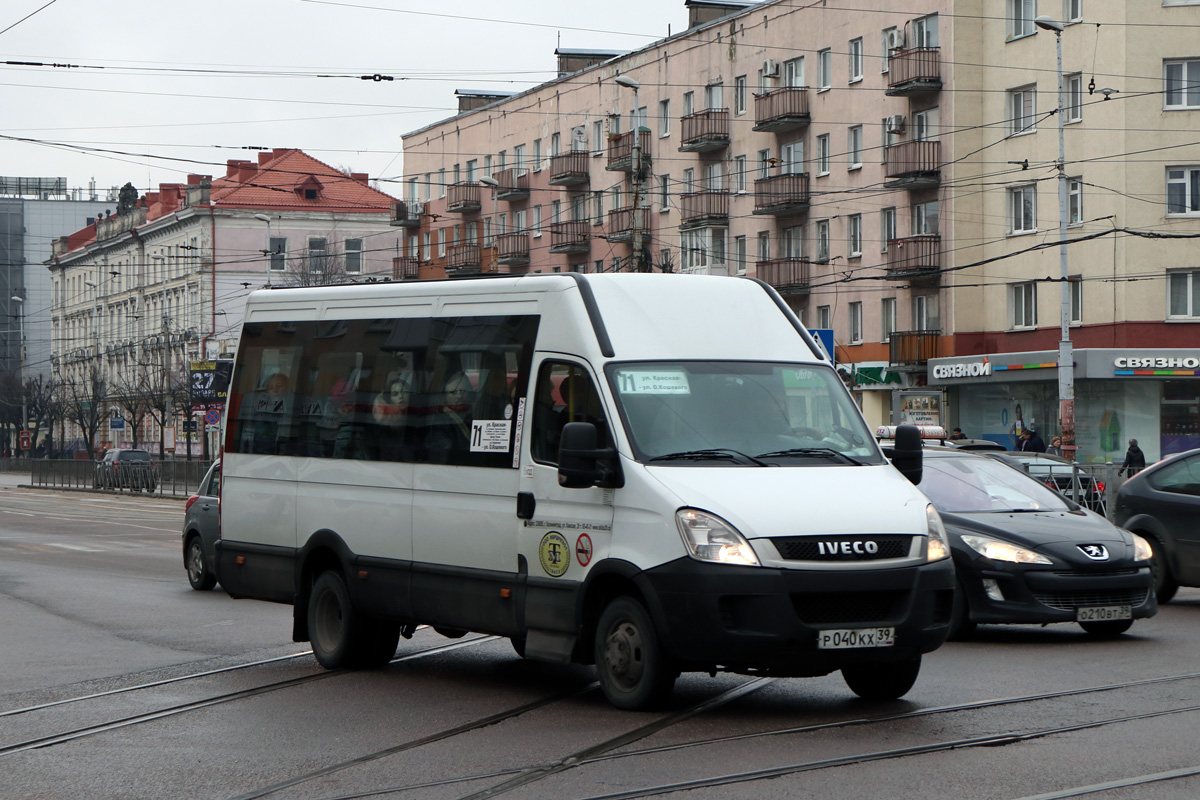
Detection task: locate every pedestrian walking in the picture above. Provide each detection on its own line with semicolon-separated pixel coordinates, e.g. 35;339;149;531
1017;429;1047;453
1047;436;1063;457
1119;438;1146;477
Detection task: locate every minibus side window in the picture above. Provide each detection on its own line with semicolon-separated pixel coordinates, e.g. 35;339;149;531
531;362;611;465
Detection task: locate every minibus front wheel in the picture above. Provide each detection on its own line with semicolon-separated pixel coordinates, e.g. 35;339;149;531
308;570;399;669
594;596;677;710
841;655;921;701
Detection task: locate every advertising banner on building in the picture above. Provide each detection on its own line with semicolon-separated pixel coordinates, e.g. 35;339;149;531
893;389;944;427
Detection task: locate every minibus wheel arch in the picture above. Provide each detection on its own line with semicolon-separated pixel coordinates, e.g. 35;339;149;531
575;561;660;664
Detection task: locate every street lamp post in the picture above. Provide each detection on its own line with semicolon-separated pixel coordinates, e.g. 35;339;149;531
615;75;646;272
254;214;274;286
479;176;499;270
1035;14;1075;459
11;295;25;456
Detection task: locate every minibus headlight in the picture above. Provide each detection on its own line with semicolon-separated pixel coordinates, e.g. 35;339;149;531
926;504;952;563
675;509;760;567
961;534;1052;565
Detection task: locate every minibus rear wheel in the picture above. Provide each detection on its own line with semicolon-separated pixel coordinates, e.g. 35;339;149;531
841;656;921;701
595;597;677;710
309;570;399;669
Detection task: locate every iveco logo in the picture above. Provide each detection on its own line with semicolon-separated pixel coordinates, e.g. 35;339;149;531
1078;544;1110;561
818;541;879;555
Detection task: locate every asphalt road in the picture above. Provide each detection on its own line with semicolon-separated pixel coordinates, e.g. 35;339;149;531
2;480;1200;800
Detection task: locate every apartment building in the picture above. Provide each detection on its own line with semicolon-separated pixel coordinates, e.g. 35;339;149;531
47;149;400;454
400;0;1200;462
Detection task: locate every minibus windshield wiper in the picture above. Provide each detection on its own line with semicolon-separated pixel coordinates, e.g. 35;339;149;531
755;447;865;465
648;449;769;466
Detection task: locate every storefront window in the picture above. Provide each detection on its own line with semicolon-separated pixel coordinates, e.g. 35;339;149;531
1162;381;1200;456
1074;381;1161;464
955;383;1057;451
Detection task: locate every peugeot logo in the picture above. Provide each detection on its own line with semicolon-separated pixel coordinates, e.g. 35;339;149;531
1078;544;1109;561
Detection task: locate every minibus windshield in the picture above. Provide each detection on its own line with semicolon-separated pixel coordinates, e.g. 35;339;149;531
607;361;885;466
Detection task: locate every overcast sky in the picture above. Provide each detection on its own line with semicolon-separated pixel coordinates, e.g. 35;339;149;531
0;0;682;200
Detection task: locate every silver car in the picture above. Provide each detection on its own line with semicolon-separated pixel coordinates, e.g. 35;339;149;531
182;460;221;591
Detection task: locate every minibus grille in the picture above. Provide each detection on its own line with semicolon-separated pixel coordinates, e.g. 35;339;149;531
791;591;906;625
774;535;913;561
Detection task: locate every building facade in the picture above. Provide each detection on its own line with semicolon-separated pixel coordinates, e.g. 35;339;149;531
47;149;401;455
398;0;1200;458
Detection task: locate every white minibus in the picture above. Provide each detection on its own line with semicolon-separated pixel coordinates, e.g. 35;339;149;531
218;273;953;709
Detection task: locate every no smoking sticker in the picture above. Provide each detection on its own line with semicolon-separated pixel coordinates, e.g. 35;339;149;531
575;533;593;567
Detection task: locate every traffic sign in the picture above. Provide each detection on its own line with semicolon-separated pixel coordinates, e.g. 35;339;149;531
204;409;221;426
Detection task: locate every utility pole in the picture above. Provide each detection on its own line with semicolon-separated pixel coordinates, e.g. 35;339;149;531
11;295;25;457
615;76;649;273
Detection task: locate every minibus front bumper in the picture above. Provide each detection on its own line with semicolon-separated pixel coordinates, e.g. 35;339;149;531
637;556;956;676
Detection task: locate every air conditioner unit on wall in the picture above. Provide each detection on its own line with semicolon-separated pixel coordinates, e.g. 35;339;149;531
886;114;907;134
762;58;780;77
886;29;906;51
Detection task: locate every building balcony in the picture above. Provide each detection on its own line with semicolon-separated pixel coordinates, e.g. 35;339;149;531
886;234;942;279
606;207;636;243
549;151;590;187
446;243;482;274
678;109;730;153
890;329;942;368
753;87;811;133
390;201;423;228
885;48;943;96
883;140;941;189
446;182;481;213
753;173;811;216
755;257;812;295
606;130;652;173
679;191;729;228
549;220;591;254
391;256;419;280
495;231;530;267
493;169;530;201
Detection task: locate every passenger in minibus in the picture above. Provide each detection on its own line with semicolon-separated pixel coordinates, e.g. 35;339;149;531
425;372;474;461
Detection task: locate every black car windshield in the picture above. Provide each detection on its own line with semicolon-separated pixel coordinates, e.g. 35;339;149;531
920;455;1071;513
606;361;884;466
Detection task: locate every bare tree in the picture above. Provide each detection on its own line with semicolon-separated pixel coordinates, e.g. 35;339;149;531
0;370;21;456
278;248;355;287
62;367;108;460
24;373;59;457
110;365;155;449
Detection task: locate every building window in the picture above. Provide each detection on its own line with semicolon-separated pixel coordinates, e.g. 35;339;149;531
913;293;939;330
732;156;747;192
269;237;287;272
682;168;695;193
593;120;603;155
848;302;863;343
514;144;527;174
848;214;863;256
783;225;803;258
734;236;747;274
815;219;831;262
734;75;748;114
881;207;896;251
532;140;543;171
913;14;939;47
465;159;477;182
1165;60;1200;109
1065;0;1082;21
758;148;772;180
1168;269;1200;317
1010;281;1038;328
594;259;604;274
848;38;864;82
881;297;897;341
847;126;863;169
881;27;897;73
757;230;770;261
783;57;804;88
817;49;832;90
533;205;542;237
781;141;804;175
1009;185;1037;233
705;82;724;110
409;234;419;258
817;134;830;176
1009;85;1037;134
817;305;832;329
1008;0;1036;38
1167;166;1200;214
658;176;670;211
1066;73;1083;122
422;232;431;261
307;237;327;272
1069;178;1083;224
344;238;363;273
659;99;671;137
438;168;446;198
682;91;694;116
438;228;446;257
1070;277;1083;323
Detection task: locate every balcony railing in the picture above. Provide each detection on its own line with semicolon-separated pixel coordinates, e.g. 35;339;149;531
447;243;482;273
606;207;636;242
679;109;730;153
391;256;419;280
886;48;942;96
679;190;729;228
755;257;812;294
493;168;530;201
886;234;942;278
390;201;422;228
890;329;942;367
883;140;941;189
446;182;481;213
753;173;811;215
606;130;652;173
549;151;590;186
753;87;811;132
549;220;591;254
496;231;530;266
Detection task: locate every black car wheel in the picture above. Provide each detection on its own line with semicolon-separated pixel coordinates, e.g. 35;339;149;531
594;596;677;710
185;536;216;591
1079;619;1134;637
842;656;922;701
1145;535;1179;604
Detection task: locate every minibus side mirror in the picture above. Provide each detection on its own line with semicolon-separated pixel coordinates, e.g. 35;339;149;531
889;424;923;486
558;422;624;489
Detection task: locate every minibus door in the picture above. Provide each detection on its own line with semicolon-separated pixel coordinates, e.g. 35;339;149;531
517;359;616;661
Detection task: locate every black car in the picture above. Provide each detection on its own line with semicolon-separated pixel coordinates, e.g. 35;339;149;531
182;460;221;591
94;448;157;491
917;449;1156;638
1113;448;1200;604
